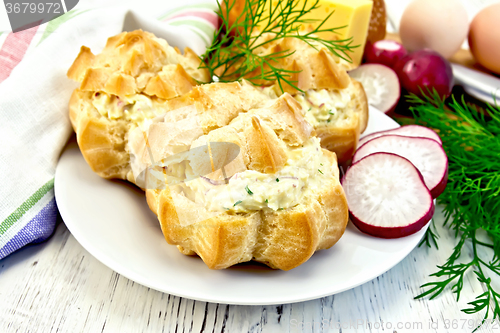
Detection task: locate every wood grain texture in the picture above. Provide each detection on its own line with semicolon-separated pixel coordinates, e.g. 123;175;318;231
0;207;498;333
2;1;498;332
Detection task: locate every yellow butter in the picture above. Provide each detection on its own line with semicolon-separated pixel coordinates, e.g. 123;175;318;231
262;0;373;66
301;0;372;66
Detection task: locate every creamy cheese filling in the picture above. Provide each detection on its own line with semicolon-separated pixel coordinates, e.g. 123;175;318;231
294;84;353;126
91;80;277;131
181;137;328;213
119;81;334;213
92;92;157;130
126;105;205;188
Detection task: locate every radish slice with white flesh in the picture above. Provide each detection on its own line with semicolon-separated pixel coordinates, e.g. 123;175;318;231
348;64;400;115
342;153;435;238
358;124;442;148
353;135;448;198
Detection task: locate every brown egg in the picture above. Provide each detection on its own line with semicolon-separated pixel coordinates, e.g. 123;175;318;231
469;3;500;75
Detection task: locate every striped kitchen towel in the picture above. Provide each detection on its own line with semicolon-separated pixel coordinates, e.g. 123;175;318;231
0;1;219;260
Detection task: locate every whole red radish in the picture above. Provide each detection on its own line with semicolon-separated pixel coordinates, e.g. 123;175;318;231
394;49;453;98
364;40;407;68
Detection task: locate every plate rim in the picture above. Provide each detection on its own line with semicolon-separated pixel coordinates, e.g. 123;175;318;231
55;106;430;305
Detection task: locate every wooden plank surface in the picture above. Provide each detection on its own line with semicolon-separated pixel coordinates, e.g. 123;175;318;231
0;207;498;333
1;2;499;332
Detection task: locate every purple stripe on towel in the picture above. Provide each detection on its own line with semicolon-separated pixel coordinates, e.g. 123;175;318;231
0;197;57;259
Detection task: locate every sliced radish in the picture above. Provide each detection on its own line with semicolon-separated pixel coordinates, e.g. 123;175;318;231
342;153;434;238
349;64;400;115
358;124;442;148
353;135;448;198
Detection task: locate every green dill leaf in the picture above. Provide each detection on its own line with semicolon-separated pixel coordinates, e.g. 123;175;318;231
245;185;253;195
201;0;358;93
318;169;323;174
418;219;440;249
410;90;500;329
276;178;279;182
265;199;268;203
233;200;243;207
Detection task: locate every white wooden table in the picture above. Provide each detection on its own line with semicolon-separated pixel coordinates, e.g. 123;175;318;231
1;1;499;332
0;206;497;333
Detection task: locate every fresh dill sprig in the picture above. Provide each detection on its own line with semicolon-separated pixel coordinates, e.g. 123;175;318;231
409;90;500;331
418;218;439;249
201;0;357;92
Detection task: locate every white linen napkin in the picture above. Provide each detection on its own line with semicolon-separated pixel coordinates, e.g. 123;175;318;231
0;1;217;259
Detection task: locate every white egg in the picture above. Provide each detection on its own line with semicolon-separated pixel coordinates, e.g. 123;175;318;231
399;0;469;59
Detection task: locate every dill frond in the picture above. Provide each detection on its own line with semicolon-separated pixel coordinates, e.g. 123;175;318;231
410;91;500;331
201;0;357;92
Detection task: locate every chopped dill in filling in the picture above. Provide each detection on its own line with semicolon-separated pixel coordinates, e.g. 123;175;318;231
183;137;328;212
294;84;355;126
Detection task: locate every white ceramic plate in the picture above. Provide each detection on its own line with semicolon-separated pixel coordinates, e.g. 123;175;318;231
55;107;429;305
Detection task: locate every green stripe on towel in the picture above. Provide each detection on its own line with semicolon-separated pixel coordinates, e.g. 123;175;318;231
0;178;54;235
37;10;90;46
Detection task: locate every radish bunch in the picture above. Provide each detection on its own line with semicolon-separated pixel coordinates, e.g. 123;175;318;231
341;125;448;238
352;40;454;115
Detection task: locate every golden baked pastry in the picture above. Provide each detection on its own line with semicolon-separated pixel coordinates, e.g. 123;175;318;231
217;34;369;163
216;0;369;163
125;80;279;188
293;79;369;164
139;87;349;270
67;31;350;271
67;30;210;182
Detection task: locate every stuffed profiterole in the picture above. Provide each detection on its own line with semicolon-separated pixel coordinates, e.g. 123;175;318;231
139;83;349;270
67;30;210;184
67;31;350;271
233;34;369;164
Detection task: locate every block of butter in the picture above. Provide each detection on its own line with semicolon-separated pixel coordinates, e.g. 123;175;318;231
296;0;373;66
224;0;373;66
